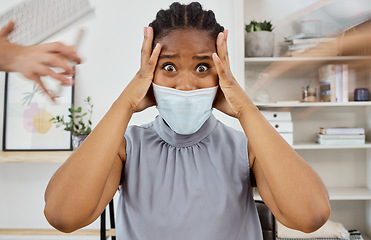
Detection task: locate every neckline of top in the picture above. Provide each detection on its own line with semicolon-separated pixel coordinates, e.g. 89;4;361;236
153;114;218;148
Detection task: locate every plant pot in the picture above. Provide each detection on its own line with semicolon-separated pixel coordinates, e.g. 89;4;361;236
72;135;88;150
245;31;274;57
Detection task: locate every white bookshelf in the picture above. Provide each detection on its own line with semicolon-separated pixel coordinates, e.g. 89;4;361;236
255;101;371;108
254;187;371;201
245;56;371;64
240;0;371;237
328;187;371;200
293;143;371;150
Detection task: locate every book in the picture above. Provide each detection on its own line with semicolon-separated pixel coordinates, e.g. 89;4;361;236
319;127;365;135
290;37;335;45
335;65;342;102
317;138;365;145
286;37;338;57
318;64;349;103
342;64;349;102
317;134;365;140
318;64;335;102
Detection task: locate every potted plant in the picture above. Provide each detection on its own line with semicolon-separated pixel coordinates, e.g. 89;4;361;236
245;20;274;57
50;96;93;150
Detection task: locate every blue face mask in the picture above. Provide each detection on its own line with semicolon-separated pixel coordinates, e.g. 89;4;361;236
152;83;218;135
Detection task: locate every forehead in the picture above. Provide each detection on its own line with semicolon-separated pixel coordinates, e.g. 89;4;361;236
157;29;216;54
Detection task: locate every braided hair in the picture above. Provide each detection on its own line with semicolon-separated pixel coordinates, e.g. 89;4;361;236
149;2;224;46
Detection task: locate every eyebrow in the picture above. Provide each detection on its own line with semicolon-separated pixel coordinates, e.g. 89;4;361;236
159;54;180;59
158;54;213;60
193;55;212;60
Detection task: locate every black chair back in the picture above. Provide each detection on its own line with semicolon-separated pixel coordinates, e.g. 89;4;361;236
255;200;276;240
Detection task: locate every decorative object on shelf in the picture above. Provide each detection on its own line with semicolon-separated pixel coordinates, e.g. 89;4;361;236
253;88;271;103
354;88;370;101
302;82;316;102
245;20;274;57
2;73;73;151
50;96;93;150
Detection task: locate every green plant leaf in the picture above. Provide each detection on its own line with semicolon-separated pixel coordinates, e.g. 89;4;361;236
50;96;93;136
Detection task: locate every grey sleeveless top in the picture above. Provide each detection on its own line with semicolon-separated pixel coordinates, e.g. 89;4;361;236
117;114;263;240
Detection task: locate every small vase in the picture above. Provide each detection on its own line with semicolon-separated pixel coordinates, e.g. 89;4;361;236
245;31;274;57
72;135;88;150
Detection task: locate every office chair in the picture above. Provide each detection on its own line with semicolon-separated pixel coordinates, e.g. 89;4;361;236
100;199;115;240
100;200;276;240
255;200;276;240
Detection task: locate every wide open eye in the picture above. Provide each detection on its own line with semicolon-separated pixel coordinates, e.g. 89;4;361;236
163;63;176;72
196;64;209;73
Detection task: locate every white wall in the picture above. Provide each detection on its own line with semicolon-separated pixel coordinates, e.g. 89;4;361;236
0;0;241;238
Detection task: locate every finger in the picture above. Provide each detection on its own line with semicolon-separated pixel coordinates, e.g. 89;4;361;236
44;68;72;85
0;21;14;38
42;42;81;64
140;27;154;68
142;43;161;79
28;74;56;102
224;29;229;41
217;32;231;71
212;52;228;82
41;53;74;75
223;29;231;67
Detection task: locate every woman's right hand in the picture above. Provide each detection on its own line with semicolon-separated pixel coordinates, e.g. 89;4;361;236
122;27;161;113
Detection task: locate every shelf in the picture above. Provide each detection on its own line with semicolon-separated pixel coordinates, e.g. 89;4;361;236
293;142;371;150
255;101;371;108
329;187;371;200
254;187;371;201
245;56;371;64
0;151;72;163
0;228;115;236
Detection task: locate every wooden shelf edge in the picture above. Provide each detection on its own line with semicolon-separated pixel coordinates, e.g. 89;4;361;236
0;228;115;236
0;151;73;163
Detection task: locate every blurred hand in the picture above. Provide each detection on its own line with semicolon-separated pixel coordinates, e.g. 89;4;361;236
0;21;81;101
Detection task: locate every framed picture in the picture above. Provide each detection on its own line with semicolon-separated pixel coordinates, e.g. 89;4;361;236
3;72;73;151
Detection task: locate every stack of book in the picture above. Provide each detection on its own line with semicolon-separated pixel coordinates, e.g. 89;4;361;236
285;37;338;57
318;64;349;102
317;127;365;145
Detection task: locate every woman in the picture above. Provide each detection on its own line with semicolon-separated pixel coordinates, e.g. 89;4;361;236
44;2;330;239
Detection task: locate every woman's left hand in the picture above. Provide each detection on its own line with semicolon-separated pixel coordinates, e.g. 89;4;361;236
212;30;252;119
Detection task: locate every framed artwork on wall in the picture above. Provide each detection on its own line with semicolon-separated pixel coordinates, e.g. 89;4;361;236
3;72;73;151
